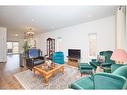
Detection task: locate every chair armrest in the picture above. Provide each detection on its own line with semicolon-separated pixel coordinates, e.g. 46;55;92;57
69;76;94;89
111;64;125;72
91;59;97;62
93;72;127;89
90;61;100;67
37;56;44;60
101;63;112;67
26;58;34;63
26;58;34;70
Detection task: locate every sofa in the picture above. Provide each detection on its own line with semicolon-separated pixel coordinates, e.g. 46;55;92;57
69;65;127;89
26;48;44;70
51;52;64;64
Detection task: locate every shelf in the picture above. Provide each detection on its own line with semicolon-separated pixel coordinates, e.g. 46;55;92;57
46;38;55;58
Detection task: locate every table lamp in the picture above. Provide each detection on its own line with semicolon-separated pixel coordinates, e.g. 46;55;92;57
110;49;127;64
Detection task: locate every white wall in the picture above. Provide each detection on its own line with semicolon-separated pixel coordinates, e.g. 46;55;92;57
35;16;116;62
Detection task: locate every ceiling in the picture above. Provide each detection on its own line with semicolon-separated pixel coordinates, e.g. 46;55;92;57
0;6;118;39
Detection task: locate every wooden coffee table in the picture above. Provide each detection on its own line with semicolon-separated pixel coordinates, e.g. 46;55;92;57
32;64;64;86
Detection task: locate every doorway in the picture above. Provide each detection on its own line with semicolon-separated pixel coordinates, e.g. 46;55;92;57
7;42;19;54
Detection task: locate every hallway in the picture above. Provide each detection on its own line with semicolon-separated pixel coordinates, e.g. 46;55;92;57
5;55;20;71
0;54;26;89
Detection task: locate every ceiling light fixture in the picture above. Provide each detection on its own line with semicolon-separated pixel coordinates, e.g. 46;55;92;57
24;27;34;39
15;34;18;36
32;18;34;22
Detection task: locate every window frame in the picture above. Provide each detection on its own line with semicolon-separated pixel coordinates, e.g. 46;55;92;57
88;33;97;58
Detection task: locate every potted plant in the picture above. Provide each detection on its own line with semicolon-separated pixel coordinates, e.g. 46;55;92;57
23;41;29;57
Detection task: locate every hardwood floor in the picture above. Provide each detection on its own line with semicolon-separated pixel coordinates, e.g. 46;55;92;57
0;54;27;89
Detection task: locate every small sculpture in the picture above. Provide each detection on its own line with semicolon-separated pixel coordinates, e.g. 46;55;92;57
45;60;52;67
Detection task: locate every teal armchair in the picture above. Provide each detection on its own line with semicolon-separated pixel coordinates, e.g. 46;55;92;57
94;73;127;89
69;76;94;89
51;52;64;64
69;65;127;89
112;65;127;78
111;64;125;72
89;50;115;72
99;51;115;67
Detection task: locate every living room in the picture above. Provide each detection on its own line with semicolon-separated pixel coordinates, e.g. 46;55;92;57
0;1;127;94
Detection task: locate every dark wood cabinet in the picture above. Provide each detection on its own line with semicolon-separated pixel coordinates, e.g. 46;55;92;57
46;38;55;58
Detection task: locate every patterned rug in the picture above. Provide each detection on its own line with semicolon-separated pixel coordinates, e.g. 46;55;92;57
14;64;81;89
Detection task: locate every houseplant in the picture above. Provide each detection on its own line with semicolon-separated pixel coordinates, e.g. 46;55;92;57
23;41;29;57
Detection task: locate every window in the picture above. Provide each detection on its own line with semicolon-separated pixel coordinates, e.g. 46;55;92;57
57;37;62;51
12;42;19;54
7;42;19;54
89;33;97;57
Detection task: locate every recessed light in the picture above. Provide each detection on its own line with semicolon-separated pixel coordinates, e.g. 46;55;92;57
15;34;18;36
32;19;34;22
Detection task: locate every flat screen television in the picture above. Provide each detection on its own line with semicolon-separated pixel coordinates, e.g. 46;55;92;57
68;49;81;59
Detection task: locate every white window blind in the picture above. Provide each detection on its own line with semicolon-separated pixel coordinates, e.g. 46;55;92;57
89;33;97;57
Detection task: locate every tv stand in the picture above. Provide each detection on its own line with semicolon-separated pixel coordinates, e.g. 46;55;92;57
67;57;80;67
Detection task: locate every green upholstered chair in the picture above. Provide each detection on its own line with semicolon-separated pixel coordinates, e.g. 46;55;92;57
51;52;64;64
100;50;115;67
93;72;127;89
68;76;94;89
89;50;115;72
112;65;127;78
111;64;125;72
69;65;127;89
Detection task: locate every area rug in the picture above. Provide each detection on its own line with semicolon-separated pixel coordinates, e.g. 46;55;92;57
14;64;81;89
